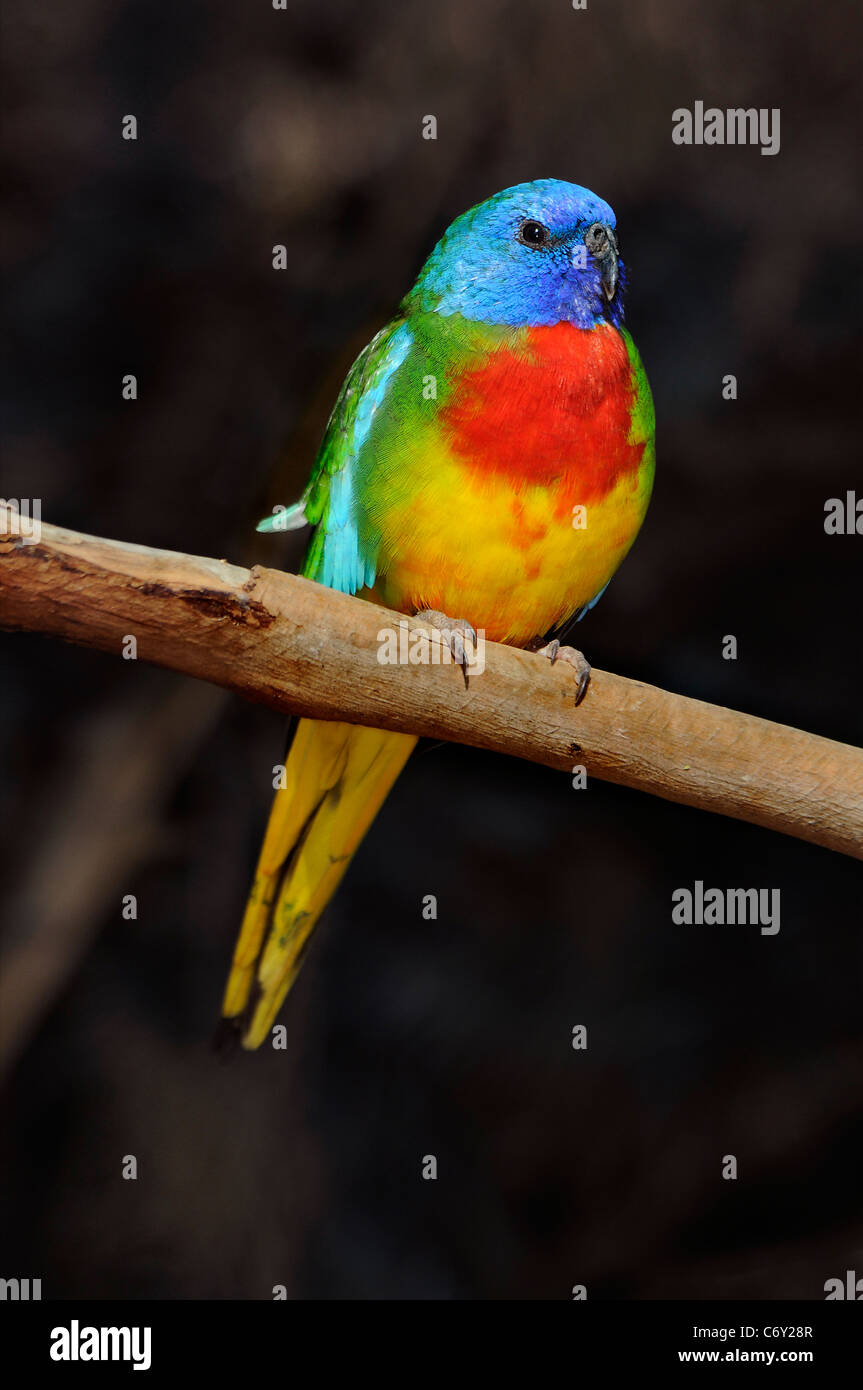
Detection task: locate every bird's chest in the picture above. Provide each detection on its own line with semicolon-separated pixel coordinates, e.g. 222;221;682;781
370;322;650;642
438;320;641;503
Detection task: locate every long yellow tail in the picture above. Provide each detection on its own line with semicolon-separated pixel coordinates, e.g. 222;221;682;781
222;718;417;1049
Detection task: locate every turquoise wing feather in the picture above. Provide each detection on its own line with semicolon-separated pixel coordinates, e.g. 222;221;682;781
258;317;413;595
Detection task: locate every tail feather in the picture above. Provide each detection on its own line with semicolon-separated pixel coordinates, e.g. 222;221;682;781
223;718;416;1048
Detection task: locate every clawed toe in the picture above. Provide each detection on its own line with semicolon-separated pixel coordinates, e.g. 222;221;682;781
534;639;592;706
414;608;478;689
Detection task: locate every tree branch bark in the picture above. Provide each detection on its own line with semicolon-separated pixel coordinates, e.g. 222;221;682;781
1;510;861;858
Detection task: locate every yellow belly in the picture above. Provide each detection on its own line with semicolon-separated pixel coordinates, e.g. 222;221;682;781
373;444;654;645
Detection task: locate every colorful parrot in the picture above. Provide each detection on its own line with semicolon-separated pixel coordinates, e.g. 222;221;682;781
221;179;655;1048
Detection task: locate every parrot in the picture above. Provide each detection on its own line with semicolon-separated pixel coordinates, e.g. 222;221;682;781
221;179;655;1049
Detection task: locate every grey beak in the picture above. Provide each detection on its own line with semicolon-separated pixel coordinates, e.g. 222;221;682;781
585;223;619;301
599;246;618;301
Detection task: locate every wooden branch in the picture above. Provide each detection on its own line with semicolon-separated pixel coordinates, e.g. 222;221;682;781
1;509;861;858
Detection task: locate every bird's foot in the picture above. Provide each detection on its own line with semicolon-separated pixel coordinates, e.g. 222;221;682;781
529;637;591;706
414;609;478;689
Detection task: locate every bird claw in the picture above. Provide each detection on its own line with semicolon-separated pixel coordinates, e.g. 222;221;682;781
414;609;477;689
534;639;592;706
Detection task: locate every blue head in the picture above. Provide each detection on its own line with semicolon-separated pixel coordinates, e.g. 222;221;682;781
407;179;625;330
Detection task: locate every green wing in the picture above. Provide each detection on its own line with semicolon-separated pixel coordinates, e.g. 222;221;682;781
258;317;413;594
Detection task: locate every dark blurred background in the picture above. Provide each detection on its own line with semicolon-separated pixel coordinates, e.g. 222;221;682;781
1;0;861;1299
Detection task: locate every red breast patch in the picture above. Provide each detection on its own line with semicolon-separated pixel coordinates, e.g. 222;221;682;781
440;322;644;510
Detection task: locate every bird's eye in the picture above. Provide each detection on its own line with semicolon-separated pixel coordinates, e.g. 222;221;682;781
518;220;551;248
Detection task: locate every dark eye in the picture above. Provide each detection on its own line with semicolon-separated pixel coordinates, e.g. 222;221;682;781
518;220;551;248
